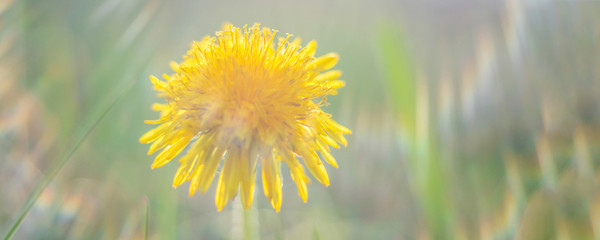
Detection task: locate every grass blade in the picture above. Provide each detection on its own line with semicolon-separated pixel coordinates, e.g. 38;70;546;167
3;80;136;240
376;23;450;238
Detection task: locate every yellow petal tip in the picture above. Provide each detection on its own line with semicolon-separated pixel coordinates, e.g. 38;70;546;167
300;192;308;202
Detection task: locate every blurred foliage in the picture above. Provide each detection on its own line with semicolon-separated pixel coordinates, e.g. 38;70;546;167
2;0;600;239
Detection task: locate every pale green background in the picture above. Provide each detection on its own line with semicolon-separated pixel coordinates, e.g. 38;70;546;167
1;0;600;239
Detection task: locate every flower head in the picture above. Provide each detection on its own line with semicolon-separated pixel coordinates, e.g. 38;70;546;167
140;23;350;211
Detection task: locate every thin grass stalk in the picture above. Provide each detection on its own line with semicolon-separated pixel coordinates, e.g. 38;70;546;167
144;196;150;240
3;80;136;240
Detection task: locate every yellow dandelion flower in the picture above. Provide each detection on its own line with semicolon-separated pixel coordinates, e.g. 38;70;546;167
140;23;350;211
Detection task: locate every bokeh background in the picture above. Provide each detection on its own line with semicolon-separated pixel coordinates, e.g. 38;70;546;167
2;0;600;239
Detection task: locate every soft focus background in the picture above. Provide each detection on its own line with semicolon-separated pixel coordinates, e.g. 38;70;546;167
2;0;600;239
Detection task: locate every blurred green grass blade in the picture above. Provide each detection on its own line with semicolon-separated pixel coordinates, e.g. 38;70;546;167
376;22;416;139
422;146;450;239
377;23;450;238
312;225;321;240
3;80;136;240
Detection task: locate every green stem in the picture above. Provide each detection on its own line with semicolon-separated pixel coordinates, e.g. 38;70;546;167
143;196;150;240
